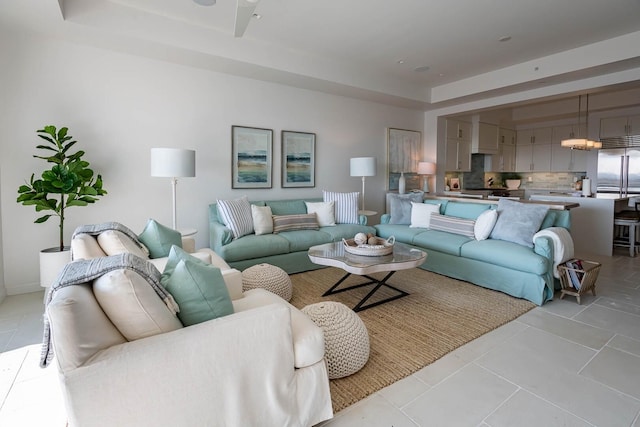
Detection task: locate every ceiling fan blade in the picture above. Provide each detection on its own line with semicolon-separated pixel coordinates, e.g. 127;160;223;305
234;0;260;37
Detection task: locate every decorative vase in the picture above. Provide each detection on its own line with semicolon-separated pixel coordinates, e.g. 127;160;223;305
505;179;521;190
398;172;406;194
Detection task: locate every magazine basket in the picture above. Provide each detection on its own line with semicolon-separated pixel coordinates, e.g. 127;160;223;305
557;259;601;304
342;236;395;257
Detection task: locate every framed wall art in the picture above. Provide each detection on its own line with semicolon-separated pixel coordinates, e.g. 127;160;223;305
231;125;273;189
387;127;422;191
282;130;315;188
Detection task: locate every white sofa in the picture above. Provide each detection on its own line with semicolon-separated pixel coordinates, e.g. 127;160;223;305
47;233;333;426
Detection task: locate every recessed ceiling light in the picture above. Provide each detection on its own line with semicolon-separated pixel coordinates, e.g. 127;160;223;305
498;36;511;42
193;0;216;5
414;66;430;73
396;59;405;64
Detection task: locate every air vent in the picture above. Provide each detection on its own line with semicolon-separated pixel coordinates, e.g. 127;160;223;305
599;135;640;149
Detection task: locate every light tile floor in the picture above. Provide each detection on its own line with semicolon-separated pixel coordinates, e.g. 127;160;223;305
1;249;639;426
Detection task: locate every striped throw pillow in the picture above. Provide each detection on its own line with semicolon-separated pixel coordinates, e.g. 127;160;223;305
429;214;476;238
323;191;359;224
272;214;319;233
216;196;254;239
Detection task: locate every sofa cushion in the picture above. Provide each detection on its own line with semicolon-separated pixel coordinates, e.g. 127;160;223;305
93;269;183;340
218;234;291;262
474;209;499;241
429;214;476;238
217;196;254;239
410;202;440;228
71;233;107;260
411;229;473;256
232;288;325;368
490;199;549;248
423;198;448;214
46;284;127;373
443;201;493;220
320;224;376;242
375;224;425;243
273;214;320;233
460;239;548;275
251;205;273;235
323;191;359;224
97;230;149;259
305;201;336;226
163;258;234;326
277;229;333;252
266;199;308;215
138;219;182;258
388;192;423;225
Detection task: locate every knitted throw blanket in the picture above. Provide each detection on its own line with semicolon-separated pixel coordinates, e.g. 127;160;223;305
40;253;179;368
71;222;148;258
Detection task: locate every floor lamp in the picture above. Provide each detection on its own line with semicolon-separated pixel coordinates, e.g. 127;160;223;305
418;161;436;193
350;157;376;214
151;148;196;230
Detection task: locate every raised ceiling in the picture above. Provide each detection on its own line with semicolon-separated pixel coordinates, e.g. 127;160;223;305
3;0;640;112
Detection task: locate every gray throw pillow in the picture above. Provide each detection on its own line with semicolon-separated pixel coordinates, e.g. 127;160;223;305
389;192;424;225
489;199;549;248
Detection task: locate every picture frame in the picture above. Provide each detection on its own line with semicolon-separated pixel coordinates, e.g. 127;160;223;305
281;130;316;188
449;178;460;191
387;128;422;191
231;126;273;189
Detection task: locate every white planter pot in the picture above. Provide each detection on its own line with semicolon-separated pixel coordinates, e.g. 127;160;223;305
40;247;71;288
505;179;521;190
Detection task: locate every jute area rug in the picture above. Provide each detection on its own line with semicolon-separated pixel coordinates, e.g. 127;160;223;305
289;267;534;413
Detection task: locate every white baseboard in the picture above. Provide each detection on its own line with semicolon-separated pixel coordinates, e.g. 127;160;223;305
7;282;43;296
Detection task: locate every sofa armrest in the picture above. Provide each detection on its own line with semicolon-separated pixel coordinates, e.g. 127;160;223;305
209;220;233;252
62;304;300;427
359;214;368;225
380;213;391;224
533;235;556;302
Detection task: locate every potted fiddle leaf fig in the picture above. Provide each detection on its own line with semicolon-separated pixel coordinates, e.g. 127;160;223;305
17;125;107;285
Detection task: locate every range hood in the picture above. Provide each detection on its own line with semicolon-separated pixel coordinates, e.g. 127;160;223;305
599;135;640;148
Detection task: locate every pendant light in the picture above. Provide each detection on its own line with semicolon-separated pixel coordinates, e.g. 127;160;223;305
561;94;601;150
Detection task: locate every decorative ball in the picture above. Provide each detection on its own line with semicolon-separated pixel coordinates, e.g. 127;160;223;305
354;232;367;245
368;236;378;245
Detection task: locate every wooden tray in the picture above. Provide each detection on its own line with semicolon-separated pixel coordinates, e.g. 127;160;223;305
342;236;395;256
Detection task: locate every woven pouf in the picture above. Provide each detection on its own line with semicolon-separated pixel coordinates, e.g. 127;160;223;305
301;302;370;379
241;263;292;301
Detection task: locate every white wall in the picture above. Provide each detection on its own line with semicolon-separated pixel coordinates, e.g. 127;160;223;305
0;31;424;295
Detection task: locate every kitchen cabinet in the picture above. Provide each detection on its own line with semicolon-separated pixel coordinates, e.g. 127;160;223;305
515;127;552;171
445;138;471;172
485;127;516;172
446;119;472;172
551;124;587;171
599;114;640;138
471;122;499;154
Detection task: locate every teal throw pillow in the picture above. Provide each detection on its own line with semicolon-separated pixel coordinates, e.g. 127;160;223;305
161;245;208;284
162;258;234;326
138;219;182;259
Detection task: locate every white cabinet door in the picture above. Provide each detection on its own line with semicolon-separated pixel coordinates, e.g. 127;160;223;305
532;143;552;171
473;122;499;154
447;119;472;140
515;144;532;172
458;139;471;171
445;138;459;171
571;148;587;172
628;115;640;135
600;116;632;138
502;143;516;172
551;143;573;171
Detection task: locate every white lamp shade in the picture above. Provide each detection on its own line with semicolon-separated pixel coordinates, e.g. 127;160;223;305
150;148;196;177
350;157;376;177
417;161;436;175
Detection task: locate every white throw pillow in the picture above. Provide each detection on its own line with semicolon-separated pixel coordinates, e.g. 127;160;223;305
217;196;254;239
410;202;441;228
305;201;336;226
322;191;359;224
474;209;499;240
97;230;149;259
251;205;273;235
93;269;183;341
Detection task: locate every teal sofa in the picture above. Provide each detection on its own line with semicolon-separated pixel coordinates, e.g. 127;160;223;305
209;198;376;273
374;200;571;306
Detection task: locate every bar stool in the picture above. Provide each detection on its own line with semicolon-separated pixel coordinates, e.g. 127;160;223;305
614;198;640;257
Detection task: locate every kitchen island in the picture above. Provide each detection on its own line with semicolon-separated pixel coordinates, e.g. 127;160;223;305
529;193;631;256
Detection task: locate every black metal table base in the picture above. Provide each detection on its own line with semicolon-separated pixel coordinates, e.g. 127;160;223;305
322;271;409;312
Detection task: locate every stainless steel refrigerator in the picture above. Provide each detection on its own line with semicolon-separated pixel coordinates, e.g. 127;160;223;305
597;148;640;195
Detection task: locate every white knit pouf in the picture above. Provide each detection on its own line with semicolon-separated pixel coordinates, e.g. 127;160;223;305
301;302;370;379
241;263;293;301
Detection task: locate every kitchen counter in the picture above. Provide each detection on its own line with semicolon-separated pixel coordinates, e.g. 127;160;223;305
529;193;632;256
430;194;578;210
